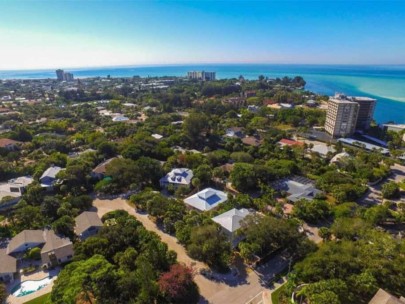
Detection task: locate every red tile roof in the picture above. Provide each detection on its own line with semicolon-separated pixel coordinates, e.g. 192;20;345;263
279;139;304;146
0;138;22;148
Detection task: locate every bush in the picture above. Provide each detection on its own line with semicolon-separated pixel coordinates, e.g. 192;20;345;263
382;181;400;199
27;247;41;260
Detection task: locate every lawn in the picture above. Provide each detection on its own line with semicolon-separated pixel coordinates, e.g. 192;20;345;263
271;284;287;304
23;293;51;304
274;124;295;131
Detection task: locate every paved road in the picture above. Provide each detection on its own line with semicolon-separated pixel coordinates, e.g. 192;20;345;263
93;198;274;304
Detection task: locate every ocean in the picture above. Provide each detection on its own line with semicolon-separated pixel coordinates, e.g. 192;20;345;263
1;64;404;124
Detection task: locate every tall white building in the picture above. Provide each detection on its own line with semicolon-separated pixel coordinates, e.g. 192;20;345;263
63;72;74;81
325;93;377;138
325;97;359;137
55;69;74;81
187;71;216;81
56;69;64;81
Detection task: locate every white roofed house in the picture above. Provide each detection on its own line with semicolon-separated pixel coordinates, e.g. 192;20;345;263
39;165;63;190
212;208;252;247
272;177;323;203
184;188;228;211
160;168;193;189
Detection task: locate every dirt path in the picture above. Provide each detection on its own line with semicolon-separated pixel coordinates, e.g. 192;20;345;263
93;198;272;304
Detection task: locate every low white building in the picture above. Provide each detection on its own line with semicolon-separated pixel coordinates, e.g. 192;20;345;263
184;188;228;211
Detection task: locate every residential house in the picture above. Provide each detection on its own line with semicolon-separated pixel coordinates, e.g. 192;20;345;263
112;115;129;122
152;133;163;140
278;139;305;148
7;230;46;255
39;165;63;189
160;168;193;189
330;152;351;165
272;177;322;203
306;100;317;107
0;176;34;210
0;138;22;151
247;105;260;113
368;289;405;304
242;136;262;147
212;208;251;247
91;157;117;179
41;230;74;268
0;249;17;282
244;90;256;98
184;188;228;211
224;127;244;139
6;229;74;269
75;211;103;240
222;97;246;107
280;103;294;109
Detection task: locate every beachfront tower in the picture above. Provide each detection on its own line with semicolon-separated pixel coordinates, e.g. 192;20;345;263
352;96;376;130
325;96;359;138
56;69;64;81
187;71;216;81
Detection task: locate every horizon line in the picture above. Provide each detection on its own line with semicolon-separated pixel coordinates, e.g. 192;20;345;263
2;62;405;72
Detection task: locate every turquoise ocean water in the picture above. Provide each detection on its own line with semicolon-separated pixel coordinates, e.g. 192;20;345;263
1;64;404;124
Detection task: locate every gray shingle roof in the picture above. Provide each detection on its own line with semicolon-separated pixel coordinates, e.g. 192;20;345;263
368;289;405;304
92;157;117;175
7;230;45;254
0;249;16;274
75;211;103;235
41;230;72;254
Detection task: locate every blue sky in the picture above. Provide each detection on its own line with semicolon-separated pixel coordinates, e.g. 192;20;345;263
0;0;405;69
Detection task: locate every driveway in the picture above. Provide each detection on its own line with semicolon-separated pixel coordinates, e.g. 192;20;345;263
360;163;405;206
93;198;275;304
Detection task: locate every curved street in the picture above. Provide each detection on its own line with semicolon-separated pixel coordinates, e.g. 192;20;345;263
93;198;277;304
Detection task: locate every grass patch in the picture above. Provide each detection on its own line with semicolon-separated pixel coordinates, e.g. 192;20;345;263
271;284;287;304
274;123;295;131
23;292;51;304
325;194;337;204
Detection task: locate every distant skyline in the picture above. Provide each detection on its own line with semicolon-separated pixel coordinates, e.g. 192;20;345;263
1;0;405;70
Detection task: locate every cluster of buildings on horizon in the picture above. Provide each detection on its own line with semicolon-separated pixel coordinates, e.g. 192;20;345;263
55;69;74;82
325;93;377;138
187;70;216;81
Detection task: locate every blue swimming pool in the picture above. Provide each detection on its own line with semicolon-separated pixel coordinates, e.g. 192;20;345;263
11;276;54;297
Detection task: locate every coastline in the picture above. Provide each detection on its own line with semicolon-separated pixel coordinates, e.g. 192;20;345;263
0;64;404;123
